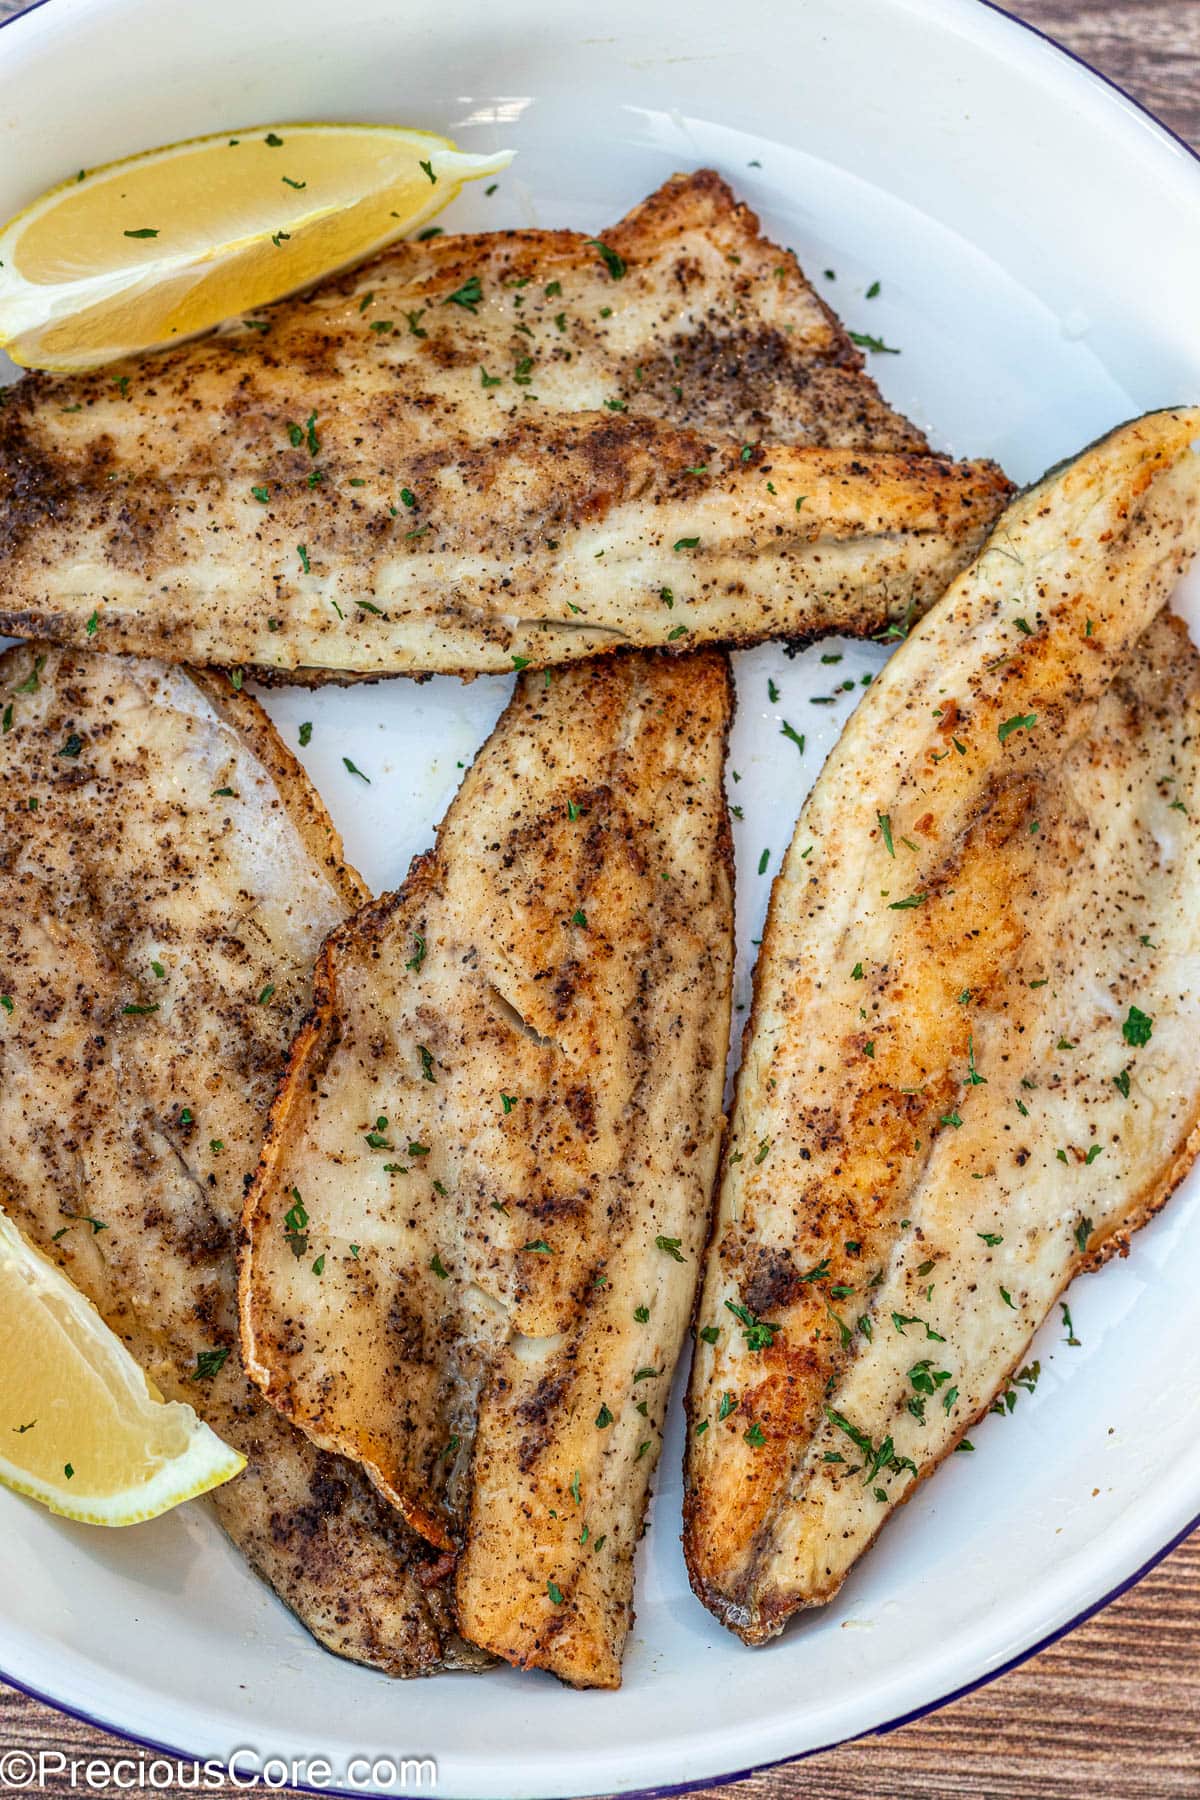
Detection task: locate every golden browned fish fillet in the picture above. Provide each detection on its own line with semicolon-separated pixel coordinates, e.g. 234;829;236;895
0;171;1009;681
0;644;479;1674
240;650;735;1686
683;408;1200;1644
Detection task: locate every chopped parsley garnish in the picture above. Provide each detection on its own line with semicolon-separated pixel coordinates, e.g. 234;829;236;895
998;712;1037;744
966;1036;986;1086
848;330;899;354
444;276;483;312
405;935;426;973
1122;1005;1153;1047
298;721;313;748
656;1235;685;1262
891;1311;945;1341
781;721;805;753
744;1421;766;1448
123;227;159;238
595;1403;614;1428
191;1348;231;1382
283;1190;309;1259
430;1252;449;1279
724;1299;780;1351
365;1116;393;1150
587;239;626;280
877;812;895;857
342;756;370;783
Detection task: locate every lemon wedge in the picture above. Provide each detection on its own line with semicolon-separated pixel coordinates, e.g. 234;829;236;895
0;123;512;371
0;1207;245;1525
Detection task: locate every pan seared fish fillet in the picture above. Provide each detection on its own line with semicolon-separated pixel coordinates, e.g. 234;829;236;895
684;408;1200;1643
0;170;1009;680
0;645;477;1674
240;650;735;1686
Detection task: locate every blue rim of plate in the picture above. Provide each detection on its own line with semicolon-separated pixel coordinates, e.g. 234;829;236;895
0;0;1196;1794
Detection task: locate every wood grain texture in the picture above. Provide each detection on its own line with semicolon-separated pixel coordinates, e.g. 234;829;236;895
0;2;1197;1795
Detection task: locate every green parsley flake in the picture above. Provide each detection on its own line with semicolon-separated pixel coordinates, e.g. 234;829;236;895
587;239;626;280
998;712;1037;744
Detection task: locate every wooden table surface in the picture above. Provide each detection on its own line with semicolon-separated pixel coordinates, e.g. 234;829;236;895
0;2;1197;1795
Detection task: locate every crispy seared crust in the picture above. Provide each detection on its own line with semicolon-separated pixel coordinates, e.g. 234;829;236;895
0;170;1009;680
683;409;1200;1643
241;650;735;1685
0;645;478;1674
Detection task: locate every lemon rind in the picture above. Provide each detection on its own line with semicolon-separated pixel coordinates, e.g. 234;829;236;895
0;1434;247;1528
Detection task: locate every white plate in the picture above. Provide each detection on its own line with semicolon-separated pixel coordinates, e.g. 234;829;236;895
2;1;1199;1795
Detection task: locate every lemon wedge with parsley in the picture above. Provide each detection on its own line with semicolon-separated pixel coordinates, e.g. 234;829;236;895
0;1208;245;1525
0;123;512;371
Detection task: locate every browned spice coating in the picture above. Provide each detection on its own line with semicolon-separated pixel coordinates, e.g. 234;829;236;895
241;649;735;1686
0;645;479;1675
0;172;1008;680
